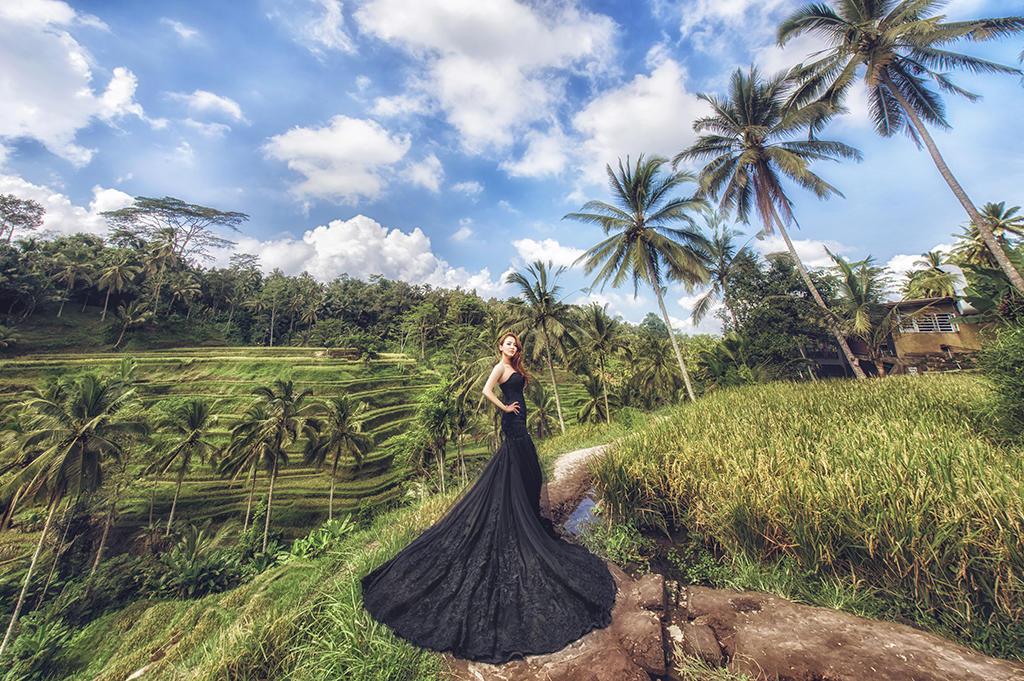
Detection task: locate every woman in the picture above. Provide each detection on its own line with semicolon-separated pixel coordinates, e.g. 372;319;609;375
360;332;617;664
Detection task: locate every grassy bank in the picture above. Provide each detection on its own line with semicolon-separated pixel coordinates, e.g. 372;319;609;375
591;373;1024;658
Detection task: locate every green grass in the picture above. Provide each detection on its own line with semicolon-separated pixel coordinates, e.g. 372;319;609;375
591;373;1024;658
49;489;469;681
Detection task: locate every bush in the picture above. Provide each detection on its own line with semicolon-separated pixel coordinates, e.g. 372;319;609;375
978;322;1024;437
0;613;74;681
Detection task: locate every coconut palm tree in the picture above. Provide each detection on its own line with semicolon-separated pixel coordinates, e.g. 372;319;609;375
691;209;752;330
827;249;901;376
564;155;712;401
949;202;1024;268
524;380;557;440
575;373;615;424
96;257;141;322
249;379;318;551
113;300;153;349
0;374;146;656
146;399;219;536
903;251;962;298
674;66;868;379
142;229;178;317
304;395;372;520
574;303;627;423
505;261;575;433
219;403;273;533
50;253;93;317
778;1;1024;292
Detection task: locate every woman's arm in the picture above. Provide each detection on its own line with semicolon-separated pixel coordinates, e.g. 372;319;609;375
482;364;516;413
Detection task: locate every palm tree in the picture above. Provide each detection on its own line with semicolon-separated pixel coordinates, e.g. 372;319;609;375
143;229;177;317
674;67;868;379
691;208;752;330
0;374;146;656
219;403;273;533
629;333;683;408
50;253;93;317
304;395;372;520
574;303;626;423
113;300;153;349
950;202;1024;268
166;273;202;319
564;155;712;401
903;251;962;298
828;249;901;376
249;379;318;551
778;1;1024;293
524;380;557;439
505;261;575;433
575;373;614;424
96;258;141;322
146;399;219;536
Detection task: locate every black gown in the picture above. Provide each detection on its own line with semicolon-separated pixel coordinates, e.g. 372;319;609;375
360;371;617;664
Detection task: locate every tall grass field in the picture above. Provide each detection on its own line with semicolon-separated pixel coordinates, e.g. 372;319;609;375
591;373;1024;656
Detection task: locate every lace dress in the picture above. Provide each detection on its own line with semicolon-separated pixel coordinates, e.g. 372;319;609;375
360;371;617;664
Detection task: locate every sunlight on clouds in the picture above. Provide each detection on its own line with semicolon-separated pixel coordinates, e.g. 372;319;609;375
271;0;355;56
500;126;570;178
0;173;132;236
755;234;853;268
170;90;246;122
511;238;584;268
402;153;444;193
355;0;614;153
0;4;156;166
573;57;708;185
263;115;410;204
219;214;511;297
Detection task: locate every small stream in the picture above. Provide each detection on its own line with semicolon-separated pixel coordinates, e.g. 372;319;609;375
563;486;598;536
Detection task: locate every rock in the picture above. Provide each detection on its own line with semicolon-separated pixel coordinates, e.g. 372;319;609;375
634;573;665;613
681;621;724;667
615;610;665;676
678;586;1024;681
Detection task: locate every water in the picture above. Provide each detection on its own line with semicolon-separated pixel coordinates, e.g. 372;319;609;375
563;487;598;536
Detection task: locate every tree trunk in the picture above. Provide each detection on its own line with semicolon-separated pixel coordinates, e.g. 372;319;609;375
329;457;338;522
0;496;58;657
269;305;276;347
540;321;566;434
57;299;65;317
600;355;611;424
148;482;155;527
166;458;187;536
244;459;257;532
101;289;111;321
85;494;117;597
262;455;278;552
81;293;89;312
37;498;74;609
775;222;867;379
224;304;235;335
651;275;697;401
458;434;466;486
114;322;129;349
884;77;1024;294
436;443;446;494
1;483;24;532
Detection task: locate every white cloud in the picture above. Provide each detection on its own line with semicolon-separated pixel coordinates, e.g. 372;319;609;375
512;237;584;268
355;75;371;92
272;0;355;56
403;153;444;192
452;181;483;197
174;140;196;164
170;89;246;122
355;0;615;153
451;225;473;241
214;214;511;297
0;4;156;166
571;289;650;324
755;233;854;268
572;57;709;185
183;119;232;138
0;173;132;237
500;126;570;178
160;17;199;41
498;199;520;214
370;93;429;117
263;115;411;204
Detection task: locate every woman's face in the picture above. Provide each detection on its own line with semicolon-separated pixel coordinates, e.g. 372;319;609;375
500;335;518;358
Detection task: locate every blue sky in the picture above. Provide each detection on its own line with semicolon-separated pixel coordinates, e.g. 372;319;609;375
1;0;1022;334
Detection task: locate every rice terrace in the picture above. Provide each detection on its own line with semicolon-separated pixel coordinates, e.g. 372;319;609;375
2;0;1024;680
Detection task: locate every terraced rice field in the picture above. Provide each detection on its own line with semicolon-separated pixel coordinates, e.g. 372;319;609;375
0;346;441;538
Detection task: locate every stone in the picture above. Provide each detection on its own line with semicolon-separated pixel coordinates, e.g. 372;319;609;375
616;610;665;676
634;573;666;613
680;621;723;667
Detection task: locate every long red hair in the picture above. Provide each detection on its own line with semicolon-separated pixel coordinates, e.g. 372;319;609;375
499;332;529;384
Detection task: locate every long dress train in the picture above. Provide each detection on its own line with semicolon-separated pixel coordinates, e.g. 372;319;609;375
360;371;617;664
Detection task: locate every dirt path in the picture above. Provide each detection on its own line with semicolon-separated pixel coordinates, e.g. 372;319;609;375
541;443;608;526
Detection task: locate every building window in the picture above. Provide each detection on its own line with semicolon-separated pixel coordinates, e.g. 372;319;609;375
898;312;958;333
